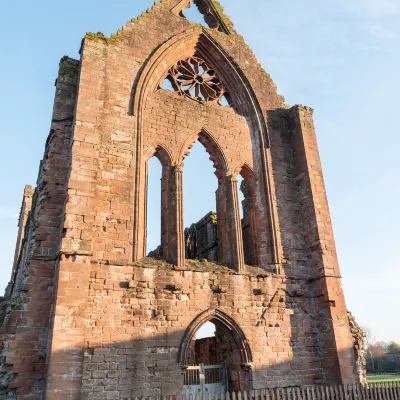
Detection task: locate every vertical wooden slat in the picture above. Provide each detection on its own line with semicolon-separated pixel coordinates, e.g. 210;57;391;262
307;387;313;400
383;382;388;400
391;382;398;400
361;383;368;400
281;387;286;400
324;385;331;400
389;383;394;400
365;382;371;400
370;383;374;400
389;382;396;400
329;386;335;400
359;383;365;400
301;387;307;400
345;384;351;400
364;383;368;400
376;383;382;400
394;383;398;400
367;383;372;400
311;386;317;400
377;383;384;400
354;383;359;400
387;382;393;400
382;383;387;400
296;388;302;400
287;388;293;400
317;384;324;400
321;385;326;400
374;383;379;400
387;382;392;400
334;385;340;400
265;389;270;400
385;383;390;400
339;383;346;400
356;383;361;400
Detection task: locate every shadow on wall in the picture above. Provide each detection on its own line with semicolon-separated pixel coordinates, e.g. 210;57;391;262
39;339;361;399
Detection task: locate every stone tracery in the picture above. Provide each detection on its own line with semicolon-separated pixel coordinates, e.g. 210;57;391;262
163;56;228;104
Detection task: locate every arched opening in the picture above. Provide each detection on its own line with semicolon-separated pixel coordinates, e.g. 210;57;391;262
235;166;258;266
183;140;219;262
146;156;162;257
180;310;253;394
145;146;173;260
180;2;211;30
175;0;230;34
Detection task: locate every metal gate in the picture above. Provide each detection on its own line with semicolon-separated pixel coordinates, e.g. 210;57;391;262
183;364;227;397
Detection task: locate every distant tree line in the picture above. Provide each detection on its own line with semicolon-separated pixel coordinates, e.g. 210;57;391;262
367;341;400;373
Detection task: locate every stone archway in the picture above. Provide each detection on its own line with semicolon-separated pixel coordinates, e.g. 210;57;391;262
179;309;253;393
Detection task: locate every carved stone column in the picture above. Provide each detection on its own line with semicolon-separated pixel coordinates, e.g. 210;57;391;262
217;176;245;272
165;165;185;268
160;165;169;259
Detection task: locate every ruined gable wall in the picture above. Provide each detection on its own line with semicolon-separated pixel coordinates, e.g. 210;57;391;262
41;1;359;397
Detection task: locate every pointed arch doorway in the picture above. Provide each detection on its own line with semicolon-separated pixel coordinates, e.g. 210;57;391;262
179;309;253;396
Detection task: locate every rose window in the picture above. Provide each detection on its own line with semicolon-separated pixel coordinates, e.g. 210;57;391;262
161;57;231;105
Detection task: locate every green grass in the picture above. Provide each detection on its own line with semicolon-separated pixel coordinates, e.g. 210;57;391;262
367;374;400;383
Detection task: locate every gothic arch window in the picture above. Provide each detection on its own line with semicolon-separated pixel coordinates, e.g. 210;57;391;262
133;29;280;268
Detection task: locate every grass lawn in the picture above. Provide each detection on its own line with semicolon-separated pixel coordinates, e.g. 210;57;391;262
367;374;400;383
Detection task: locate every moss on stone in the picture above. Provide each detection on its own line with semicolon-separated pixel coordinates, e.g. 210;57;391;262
85;31;122;46
59;56;79;76
210;212;218;225
209;0;234;29
59;65;79;76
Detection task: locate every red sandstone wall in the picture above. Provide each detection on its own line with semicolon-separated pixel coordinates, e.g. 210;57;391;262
79;262;319;396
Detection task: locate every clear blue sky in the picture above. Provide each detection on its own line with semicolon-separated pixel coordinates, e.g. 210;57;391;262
1;0;399;343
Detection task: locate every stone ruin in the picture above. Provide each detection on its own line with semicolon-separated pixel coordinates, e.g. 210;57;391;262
0;1;364;398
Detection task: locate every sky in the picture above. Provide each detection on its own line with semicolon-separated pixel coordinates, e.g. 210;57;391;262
0;0;399;343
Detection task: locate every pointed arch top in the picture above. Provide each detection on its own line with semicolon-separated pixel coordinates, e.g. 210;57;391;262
178;128;228;180
233;162;257;186
178;308;253;367
143;144;173;167
131;27;270;148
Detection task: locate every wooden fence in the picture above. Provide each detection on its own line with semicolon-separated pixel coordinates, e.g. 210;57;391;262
151;383;400;400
